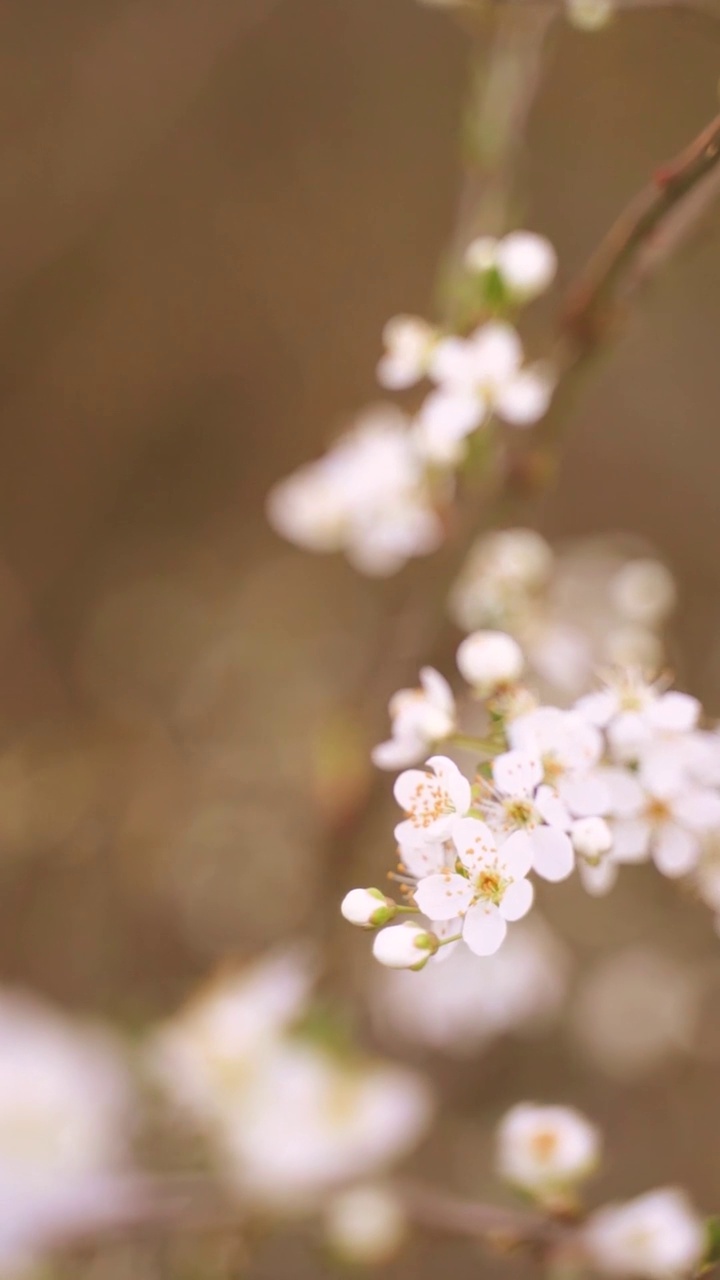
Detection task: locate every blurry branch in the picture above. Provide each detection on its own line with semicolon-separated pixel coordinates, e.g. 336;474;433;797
395;1180;571;1253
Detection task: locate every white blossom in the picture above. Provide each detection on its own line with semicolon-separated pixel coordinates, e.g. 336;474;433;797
507;705;607;815
148;946;316;1120
496;1103;600;1198
0;992;136;1272
372;922;437;969
610;559;677;628
457;630;524;692
464;231;557;300
266;407;444;576
583;1188;706;1279
218;1041;432;1210
576;673;700;764
324;1185;405;1263
377;316;438;390
414;820;534;956
341;888;395;928
484;750;576;882
373;668;456;770
393;756;472;847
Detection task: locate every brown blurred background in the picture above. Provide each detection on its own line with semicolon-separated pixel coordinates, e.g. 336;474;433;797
2;2;720;1274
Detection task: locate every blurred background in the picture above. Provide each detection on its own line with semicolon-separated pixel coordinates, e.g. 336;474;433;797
2;1;720;1275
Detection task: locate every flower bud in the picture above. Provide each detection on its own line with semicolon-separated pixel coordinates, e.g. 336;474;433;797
457;630;524;692
325;1186;406;1263
572;816;612;863
341;888;396;928
495;232;557;300
372;923;437;970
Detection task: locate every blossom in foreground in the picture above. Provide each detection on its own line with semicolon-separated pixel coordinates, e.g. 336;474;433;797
0;991;136;1272
485;750;576;882
217;1041;432;1211
266;407;444;576
147;946;316;1120
414;820;534;955
464;231;558;300
372;667;456;770
372;922;439;969
496;1103;600;1201
583;1188;706;1279
393;755;472;847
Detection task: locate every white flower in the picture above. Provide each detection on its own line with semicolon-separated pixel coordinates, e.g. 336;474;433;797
0;992;135;1271
325;1185;405;1263
393;756;472;847
448;528;554;632
610;559;677;628
457;630;524;692
421;321;554;452
372;922;437;969
266;408;444;576
583;1188;705;1279
496;1103;600;1198
485;750;575;882
371;916;568;1055
148;947;316;1120
572;816;617;895
414;820;534;956
341;888;395;927
377;315;437;390
218;1042;432;1210
465;231;557;300
507;705;607;815
576;673;700;764
605;749;720;879
373;668;456;770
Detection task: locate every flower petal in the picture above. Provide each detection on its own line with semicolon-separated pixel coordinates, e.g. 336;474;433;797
372;737;425;771
497;830;533;879
419;667;455;717
647;691;700;733
494;365;553;426
426;756;472;816
672;788;720;832
611;818;651;863
558;773;610;817
499;877;534;921
578;857;618;897
451;817;498;873
530;827;574;882
414;874;474;921
536;785;572;830
462;902;508;956
652;824;699;878
492;750;542;798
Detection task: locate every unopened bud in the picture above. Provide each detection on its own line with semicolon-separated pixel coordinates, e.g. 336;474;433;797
372;922;438;970
341;888;396;928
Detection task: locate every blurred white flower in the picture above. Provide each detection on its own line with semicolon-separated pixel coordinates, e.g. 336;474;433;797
571;947;699;1079
393;756;472;847
576;674;699;765
464;231;557;300
266;407;444;576
324;1185;405;1262
371;916;568;1055
610;559;677;629
496;1103;600;1200
0;992;135;1272
377;316;438;390
457;630;525;693
372;667;456;771
148;946;316;1121
507;705;607;816
414;820;534;956
218;1042;432;1211
372;922;437;970
583;1189;705;1279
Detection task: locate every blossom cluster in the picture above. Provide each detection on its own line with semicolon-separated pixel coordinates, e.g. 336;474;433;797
343;631;720;964
267;232;557;575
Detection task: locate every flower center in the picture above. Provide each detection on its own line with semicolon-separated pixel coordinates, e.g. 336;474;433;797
503;798;537;828
408;781;449;828
529;1129;559;1163
473;867;507;906
645;796;670;824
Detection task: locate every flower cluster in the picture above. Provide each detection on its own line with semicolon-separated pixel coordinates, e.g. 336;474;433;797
267;236;557;574
450;528;677;699
495;1102;707;1280
148;947;432;1213
342;632;720;963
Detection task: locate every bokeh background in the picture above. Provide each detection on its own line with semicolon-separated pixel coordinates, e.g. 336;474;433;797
2;1;720;1274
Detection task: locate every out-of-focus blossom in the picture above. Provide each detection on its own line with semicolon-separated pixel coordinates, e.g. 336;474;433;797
371;916;568;1055
583;1189;706;1279
217;1042;432;1211
377;316;438;390
324;1185;406;1263
267;407;444;576
570;947;699;1079
610;559;677;628
148;947;316;1121
576;673;699;765
496;1103;600;1201
414;820;534;956
464;231;558;300
0;992;135;1273
372;667;456;771
457;630;525;693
